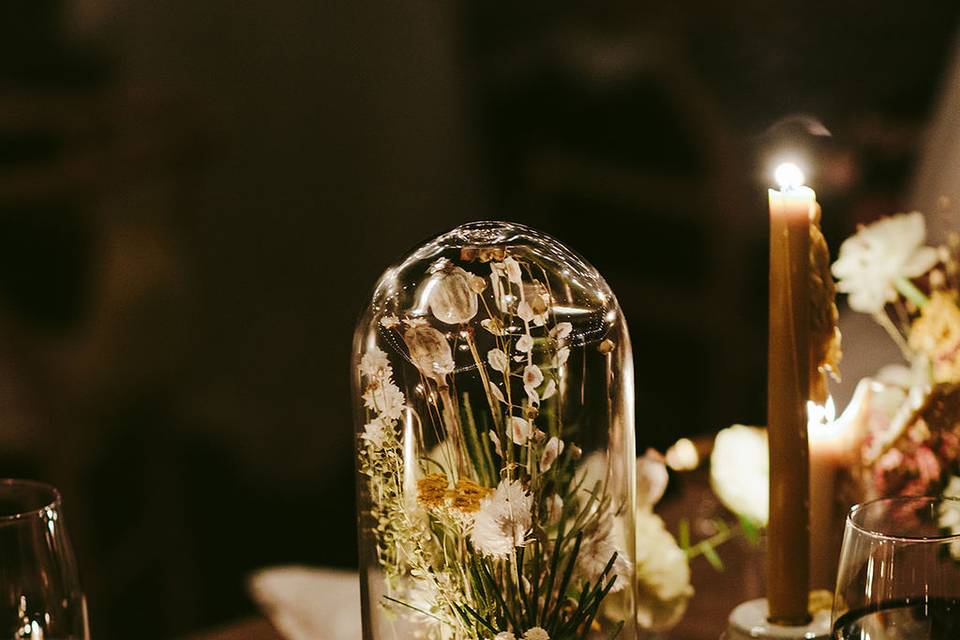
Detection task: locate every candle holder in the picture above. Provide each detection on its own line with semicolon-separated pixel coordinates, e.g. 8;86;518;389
723;598;830;640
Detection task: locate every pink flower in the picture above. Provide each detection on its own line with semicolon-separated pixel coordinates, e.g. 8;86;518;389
915;446;942;486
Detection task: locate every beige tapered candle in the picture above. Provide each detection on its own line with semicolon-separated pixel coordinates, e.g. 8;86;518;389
767;163;815;625
807;398;845;591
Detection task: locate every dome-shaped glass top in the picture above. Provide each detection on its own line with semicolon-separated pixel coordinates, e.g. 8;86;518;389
353;220;636;640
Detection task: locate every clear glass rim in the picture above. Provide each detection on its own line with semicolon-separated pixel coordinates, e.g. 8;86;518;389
0;478;61;525
847;495;960;543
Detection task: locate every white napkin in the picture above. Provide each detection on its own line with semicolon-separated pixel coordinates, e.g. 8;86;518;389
248;566;361;640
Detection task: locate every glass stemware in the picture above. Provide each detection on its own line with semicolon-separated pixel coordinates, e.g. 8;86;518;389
832;495;960;640
0;479;89;639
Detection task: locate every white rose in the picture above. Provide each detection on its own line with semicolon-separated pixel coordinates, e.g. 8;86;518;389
831;211;939;314
637;449;669;510
710;425;769;526
634;510;693;631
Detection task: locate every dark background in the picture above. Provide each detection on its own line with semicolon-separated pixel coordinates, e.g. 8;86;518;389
1;1;958;637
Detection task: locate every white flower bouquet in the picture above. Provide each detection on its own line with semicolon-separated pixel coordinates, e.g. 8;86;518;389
830;211;960;544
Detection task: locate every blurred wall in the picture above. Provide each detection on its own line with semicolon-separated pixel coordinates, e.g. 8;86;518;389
2;0;481;636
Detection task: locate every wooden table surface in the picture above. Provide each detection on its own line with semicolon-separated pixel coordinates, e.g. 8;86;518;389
185;617;283;640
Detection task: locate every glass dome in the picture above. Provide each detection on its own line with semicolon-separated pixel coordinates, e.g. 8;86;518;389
352;221;637;639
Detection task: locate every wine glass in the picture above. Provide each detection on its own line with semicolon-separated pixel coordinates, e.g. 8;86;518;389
832;495;960;640
0;479;89;639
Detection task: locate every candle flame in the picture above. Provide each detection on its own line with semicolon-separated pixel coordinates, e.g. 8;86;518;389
774;162;805;190
807;396;836;427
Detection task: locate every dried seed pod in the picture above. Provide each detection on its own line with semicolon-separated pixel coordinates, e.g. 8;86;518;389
403;325;455;384
429;267;479;325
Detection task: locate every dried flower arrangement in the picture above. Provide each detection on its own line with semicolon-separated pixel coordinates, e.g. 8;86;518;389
353;223;692;640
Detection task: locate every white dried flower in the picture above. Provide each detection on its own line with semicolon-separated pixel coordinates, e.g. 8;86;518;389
516;334;534;353
710;425;769;526
525;385;539;407
577;511;631;593
555;347;570;368
832;212;939;313
362;379;405;421
503;257;523;284
510;416;532;445
523;365;543;389
540;379;557;400
489;430;503;457
550;322;572;340
664;438;700;471
493;633;515;640
540;436;563;471
488;348;509;372
522;628;549;640
490;263;511;313
403;325;455;384
361;419;391;448
540;437;564;471
429;267;479;325
360;347;392;379
489;382;506;403
517;300;535;323
380;315;400;329
470;479;532;558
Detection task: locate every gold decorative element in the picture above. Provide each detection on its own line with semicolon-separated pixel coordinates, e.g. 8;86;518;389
809;205;842;404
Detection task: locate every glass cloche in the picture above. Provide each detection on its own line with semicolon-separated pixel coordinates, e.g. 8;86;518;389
352;221;637;640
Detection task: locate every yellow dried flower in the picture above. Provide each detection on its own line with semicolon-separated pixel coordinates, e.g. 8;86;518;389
417;473;449;509
447;478;491;513
909;291;960;383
